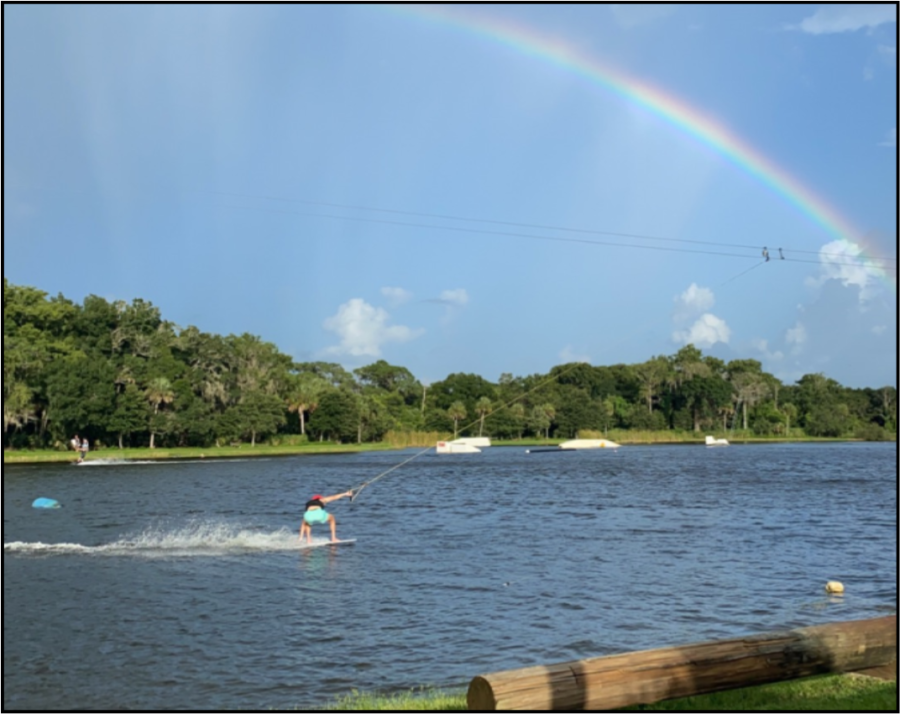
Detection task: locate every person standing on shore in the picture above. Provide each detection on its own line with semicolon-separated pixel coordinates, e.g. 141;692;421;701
299;490;353;543
71;435;83;462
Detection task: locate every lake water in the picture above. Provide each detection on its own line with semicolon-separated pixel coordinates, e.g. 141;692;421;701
3;442;897;710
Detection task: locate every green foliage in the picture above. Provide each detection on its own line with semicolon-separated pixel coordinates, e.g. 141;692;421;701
232;390;287;445
627;406;669;431
446;400;467;438
555;385;605;437
379;431;443;447
309;390;359;443
269;433;309;446
750;400;785;435
45;353;117;441
621;674;896;711
428;372;496;414
805;404;849;437
108;383;149;448
311;675;895;712
3;280;894;451
854;423;893;442
323;686;466;711
354;359;420;396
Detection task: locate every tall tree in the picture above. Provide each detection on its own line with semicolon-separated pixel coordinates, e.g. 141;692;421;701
635;356;669;414
308;389;359;443
447;401;467;439
108;383;148;448
286;372;328;436
475;396;493;436
3;381;35;443
233;390;287;446
354;360;419;395
144;377;175;448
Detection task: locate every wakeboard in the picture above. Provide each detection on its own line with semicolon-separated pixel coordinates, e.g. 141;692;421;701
300;538;357;549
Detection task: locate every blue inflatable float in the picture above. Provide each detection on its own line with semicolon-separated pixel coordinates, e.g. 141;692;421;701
32;497;61;509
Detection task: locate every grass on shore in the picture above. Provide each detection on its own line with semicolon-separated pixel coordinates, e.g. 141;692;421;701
1;441;401;464
314;674;896;711
3;430;873;465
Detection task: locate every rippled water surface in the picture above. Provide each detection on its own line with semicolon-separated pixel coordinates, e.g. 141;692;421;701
3;442;896;710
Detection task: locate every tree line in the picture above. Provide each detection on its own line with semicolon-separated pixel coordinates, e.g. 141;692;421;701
3;279;896;450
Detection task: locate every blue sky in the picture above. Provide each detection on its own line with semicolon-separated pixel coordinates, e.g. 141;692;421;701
4;4;897;388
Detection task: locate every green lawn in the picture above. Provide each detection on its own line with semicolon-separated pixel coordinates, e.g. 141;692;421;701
3;432;866;465
308;674;895;711
2;441;401;464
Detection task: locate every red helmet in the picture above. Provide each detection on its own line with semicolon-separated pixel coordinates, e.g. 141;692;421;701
311;494;323;500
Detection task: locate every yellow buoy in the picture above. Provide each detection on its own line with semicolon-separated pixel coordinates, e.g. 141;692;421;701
825;580;844;594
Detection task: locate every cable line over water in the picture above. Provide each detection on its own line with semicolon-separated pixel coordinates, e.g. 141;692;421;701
346;258;771;503
212;193;895;269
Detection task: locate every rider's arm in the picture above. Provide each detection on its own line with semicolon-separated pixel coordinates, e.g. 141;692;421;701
321;491;353;504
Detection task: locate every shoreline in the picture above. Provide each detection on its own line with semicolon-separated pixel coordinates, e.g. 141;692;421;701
3;436;884;465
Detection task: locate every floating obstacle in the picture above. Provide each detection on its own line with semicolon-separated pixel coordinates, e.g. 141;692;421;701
436;437;491;454
527;438;621;454
32;497;61;509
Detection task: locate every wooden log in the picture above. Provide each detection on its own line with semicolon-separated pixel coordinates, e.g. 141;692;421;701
467;615;896;711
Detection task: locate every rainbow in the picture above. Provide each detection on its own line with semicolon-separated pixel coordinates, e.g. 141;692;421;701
390;5;896;292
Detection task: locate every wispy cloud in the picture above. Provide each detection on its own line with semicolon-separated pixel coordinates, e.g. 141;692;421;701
437;288;469;306
609;4;676;29
322;298;423;358
381;286;413;307
422;288;470;326
558;346;591;364
879;127;897;147
789;5;897;34
785;321;808;354
750;337;784;363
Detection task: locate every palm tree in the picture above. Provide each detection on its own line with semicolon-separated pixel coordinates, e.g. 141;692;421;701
447;401;467;439
540;403;556;439
510;402;526;439
286;373;327;436
781;403;798;437
475;396;493;436
144;377;174;448
718;403;735;432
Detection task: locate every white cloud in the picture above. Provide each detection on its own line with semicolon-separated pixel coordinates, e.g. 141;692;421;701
792;5;896;35
380;286;413;307
439;288;469;306
610;4;676;29
673;283;715;320
559;346;591;364
785;321;808;353
872;324;887;335
322;298;423;358
751;337;784;362
806;239;884;303
423;288;470;326
879;127;897;147
672;313;731;349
